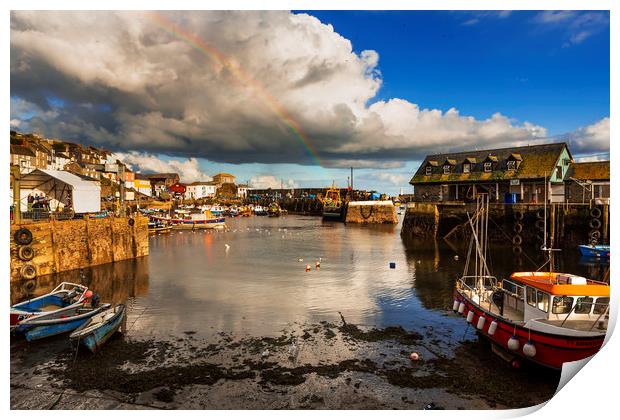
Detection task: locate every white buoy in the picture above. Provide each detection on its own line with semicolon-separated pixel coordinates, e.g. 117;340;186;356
452;300;460;312
488;321;498;336
523;341;537;357
298;258;303;262
508;335;520;351
476;315;486;330
225;244;230;249
466;310;474;323
454;255;459;261
458;302;466;314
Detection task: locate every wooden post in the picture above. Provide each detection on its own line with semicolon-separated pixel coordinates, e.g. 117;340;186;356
603;204;609;242
11;165;21;224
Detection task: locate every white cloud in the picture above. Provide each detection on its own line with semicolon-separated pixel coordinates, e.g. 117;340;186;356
249;175;298;189
374;173;408;186
567;117;609;156
10;11;585;167
112;151;211;183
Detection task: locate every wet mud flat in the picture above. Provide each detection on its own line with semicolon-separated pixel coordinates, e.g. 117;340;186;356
11;318;559;410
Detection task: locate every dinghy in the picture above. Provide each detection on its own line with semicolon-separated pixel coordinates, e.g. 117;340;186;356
18;303;111;341
11;282;90;329
70;304;126;353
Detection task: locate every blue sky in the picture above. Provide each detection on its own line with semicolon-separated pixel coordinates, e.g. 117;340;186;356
10;11;610;195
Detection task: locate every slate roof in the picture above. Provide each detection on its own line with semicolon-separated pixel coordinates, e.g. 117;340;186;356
410;143;571;185
565;161;609;181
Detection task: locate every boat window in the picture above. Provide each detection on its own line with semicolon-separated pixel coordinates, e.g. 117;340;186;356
593;297;610;315
536;291;550;312
552;296;574;314
575;297;594;314
526;287;537;307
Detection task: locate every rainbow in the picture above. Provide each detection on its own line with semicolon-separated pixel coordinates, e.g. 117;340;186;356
146;12;322;166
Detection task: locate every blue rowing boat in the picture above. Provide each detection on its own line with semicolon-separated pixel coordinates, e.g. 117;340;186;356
19;304;111;341
70;304;126;353
578;244;610;258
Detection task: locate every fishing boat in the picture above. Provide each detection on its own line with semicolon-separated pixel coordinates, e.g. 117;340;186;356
321;183;343;220
210;205;225;216
151;211;225;230
268;203;282;217
70;304;126;353
18;303;112;341
240;206;252;217
254;205;268;216
11;282;90;328
454;194;609;370
578;244;610;258
228;206;240;217
148;219;171;234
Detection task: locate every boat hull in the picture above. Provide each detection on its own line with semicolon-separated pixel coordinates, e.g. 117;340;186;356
25;318;90;341
454;290;605;370
578;245;610;258
322;206;343;220
71;305;126;353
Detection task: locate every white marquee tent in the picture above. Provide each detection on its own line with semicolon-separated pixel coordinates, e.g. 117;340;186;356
17;169;101;213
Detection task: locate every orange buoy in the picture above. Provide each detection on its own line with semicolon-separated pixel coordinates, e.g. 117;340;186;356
305;264;311;272
409;352;419;361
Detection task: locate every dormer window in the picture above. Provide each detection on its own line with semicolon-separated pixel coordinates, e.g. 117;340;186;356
507;160;516;171
463;163;471;173
443;165;451;174
484;162;492;172
425;166;432;175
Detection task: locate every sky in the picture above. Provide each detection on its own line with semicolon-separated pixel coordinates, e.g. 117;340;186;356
10;10;610;194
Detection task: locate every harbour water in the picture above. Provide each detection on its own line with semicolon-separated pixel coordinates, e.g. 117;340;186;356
10;215;609;409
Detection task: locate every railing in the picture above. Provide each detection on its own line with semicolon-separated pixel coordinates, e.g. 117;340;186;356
457;275;498;308
11;207;76;224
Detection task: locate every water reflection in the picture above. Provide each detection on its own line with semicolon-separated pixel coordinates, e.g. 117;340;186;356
10;215;609;341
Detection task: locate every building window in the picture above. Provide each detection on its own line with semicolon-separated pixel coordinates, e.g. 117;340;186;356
443;165;451;174
463;163;470;173
507;160;516;171
552;296;574;314
555;165;563;179
484;162;492;172
425;166;432;175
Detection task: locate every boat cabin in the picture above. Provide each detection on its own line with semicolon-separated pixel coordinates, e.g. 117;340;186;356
499;272;609;333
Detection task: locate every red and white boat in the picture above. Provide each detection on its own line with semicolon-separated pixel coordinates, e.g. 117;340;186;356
151;210;225;230
453;194;609;370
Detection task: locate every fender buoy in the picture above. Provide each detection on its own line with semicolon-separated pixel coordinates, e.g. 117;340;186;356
536;209;545;220
590;207;602;218
128;218;135;227
20;264;36;280
512;235;522;246
513;223;523;234
466;311;474;323
513;210;524;221
535;219;545;230
476;315;486;330
507;335;520;351
23;279;36;294
488;321;498;336
523;341;537;357
589;230;601;239
458;302;466;314
589;218;601;229
14;228;33;245
18;246;35;261
452;300;460;312
512;245;523;256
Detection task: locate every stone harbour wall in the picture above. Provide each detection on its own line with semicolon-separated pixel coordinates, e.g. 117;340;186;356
400;203;439;239
10;216;149;284
345;201;398;224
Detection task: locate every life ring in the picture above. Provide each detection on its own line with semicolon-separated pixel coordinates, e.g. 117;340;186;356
536;209;545;219
128;218;135;227
512;235;522;246
513;210;524;221
20;264;36;280
14;228;33;245
535;219;545;230
590;207;602;219
589;230;601;239
513;223;523;234
23;279;36;294
18;246;35;261
589;219;601;229
589;238;598;246
512;245;523;256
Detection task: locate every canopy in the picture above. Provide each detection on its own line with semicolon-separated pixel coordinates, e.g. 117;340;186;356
18;169;101;213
